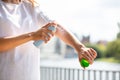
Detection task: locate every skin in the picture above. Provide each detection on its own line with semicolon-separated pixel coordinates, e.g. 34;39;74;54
0;0;97;65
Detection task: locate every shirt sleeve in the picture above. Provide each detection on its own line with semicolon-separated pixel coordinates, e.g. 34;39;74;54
35;6;52;27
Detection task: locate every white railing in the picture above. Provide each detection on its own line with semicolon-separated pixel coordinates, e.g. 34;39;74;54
40;66;120;80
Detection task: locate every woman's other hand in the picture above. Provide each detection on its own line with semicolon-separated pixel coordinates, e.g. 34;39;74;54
76;46;97;65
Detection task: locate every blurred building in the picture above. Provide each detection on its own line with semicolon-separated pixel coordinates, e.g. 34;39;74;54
81;35;90;44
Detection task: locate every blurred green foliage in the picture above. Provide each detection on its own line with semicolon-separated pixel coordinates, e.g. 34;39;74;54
85;39;120;63
106;39;120;61
117;32;120;39
96;57;120;63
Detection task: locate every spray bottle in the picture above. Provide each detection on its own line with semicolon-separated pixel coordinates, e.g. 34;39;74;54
33;26;56;48
33;12;57;48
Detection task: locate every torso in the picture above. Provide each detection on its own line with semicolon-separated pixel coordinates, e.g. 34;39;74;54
0;1;41;80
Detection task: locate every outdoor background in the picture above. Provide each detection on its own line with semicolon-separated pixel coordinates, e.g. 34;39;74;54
37;0;120;80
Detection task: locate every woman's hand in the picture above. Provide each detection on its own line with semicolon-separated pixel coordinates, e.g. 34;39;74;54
76;46;97;64
32;22;57;43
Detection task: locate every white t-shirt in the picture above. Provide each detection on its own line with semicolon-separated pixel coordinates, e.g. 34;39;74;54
0;0;49;80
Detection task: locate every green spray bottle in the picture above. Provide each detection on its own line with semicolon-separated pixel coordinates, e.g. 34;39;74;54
80;58;90;69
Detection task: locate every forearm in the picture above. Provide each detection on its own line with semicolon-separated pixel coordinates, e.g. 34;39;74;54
55;24;97;64
55;24;85;50
0;32;34;52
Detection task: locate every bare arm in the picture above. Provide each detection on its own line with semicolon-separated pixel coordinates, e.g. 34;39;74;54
55;23;97;64
55;24;85;50
0;23;55;52
0;32;34;52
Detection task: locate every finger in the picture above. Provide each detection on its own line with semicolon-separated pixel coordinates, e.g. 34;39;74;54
44;37;48;43
85;51;92;60
78;53;83;61
42;28;53;37
85;52;94;64
42;23;52;29
87;50;95;64
44;21;57;28
81;52;92;64
49;21;58;26
44;36;50;43
90;48;97;58
45;33;51;41
42;32;50;42
47;30;54;36
42;30;54;42
88;50;94;60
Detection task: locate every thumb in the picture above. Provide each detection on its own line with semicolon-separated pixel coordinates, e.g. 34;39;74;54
78;55;83;61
